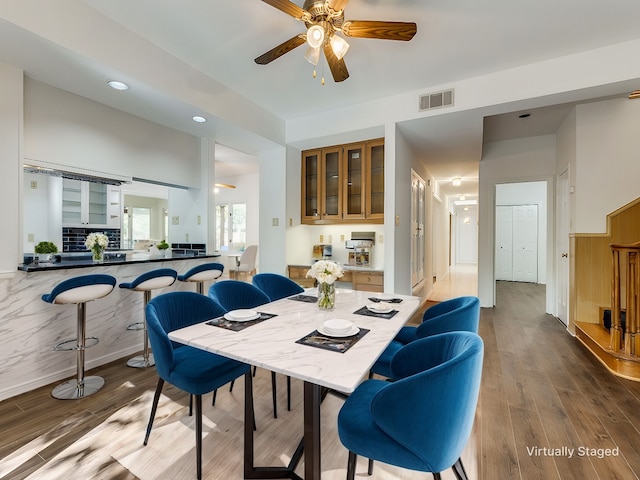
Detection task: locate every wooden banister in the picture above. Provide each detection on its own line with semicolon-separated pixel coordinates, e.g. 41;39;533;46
611;242;640;355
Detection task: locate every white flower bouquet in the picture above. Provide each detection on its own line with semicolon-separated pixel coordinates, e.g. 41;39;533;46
85;232;109;262
307;260;344;309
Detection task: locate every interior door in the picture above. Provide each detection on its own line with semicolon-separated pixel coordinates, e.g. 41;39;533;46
512;205;538;282
495;205;513;281
557;170;569;325
410;172;425;288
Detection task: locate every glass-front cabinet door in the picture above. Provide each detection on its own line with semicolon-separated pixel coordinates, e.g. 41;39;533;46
301;149;321;222
321;147;343;221
343;143;366;220
366;139;385;220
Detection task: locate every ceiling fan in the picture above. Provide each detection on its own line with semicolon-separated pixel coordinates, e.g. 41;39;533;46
255;0;417;83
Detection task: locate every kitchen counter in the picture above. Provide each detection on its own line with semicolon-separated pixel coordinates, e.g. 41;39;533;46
18;252;221;272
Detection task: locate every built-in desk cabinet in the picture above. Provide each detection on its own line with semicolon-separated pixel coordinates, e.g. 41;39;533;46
62;179;121;228
301;138;384;225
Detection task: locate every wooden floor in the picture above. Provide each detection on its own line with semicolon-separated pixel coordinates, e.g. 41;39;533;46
2;270;640;479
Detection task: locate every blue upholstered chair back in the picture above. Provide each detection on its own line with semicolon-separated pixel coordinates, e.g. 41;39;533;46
252;273;304;301
208;280;270;311
416;295;480;339
338;332;484;474
146;292;226;382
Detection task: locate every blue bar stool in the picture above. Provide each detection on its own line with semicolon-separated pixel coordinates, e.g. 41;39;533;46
119;268;178;368
177;263;224;294
42;274;116;399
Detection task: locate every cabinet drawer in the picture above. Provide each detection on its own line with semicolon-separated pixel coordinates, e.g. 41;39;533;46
352;271;384;292
288;266;316;288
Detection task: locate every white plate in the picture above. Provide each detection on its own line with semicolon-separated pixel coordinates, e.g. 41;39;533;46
224;309;259;322
317;325;360;338
323;319;354;334
376;294;395;301
367;303;393;314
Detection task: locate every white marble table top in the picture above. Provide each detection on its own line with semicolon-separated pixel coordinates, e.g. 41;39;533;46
169;288;420;394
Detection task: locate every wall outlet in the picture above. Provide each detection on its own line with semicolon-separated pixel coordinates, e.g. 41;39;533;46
27;233;34;242
379;234;384;244
172;216;179;225
395;215;400;226
30;181;37;189
185;233;189;242
197;215;201;225
319;234;324;243
340;234;345;242
289;218;293;227
272;217;279;227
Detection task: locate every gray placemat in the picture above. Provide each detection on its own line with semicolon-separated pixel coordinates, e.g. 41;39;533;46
353;306;399;319
296;328;369;353
206;312;277;332
288;294;318;303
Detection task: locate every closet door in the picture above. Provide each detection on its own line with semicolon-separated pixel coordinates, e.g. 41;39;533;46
512;205;538;282
495;205;513;281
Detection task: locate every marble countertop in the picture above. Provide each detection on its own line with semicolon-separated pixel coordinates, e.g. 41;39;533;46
18;252;221;272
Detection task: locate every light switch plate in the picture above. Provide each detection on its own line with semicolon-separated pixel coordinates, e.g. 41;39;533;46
172;216;179;225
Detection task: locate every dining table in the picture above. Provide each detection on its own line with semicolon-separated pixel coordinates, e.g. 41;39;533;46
168;287;421;479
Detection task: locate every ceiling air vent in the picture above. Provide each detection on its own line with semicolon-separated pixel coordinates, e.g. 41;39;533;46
419;89;454;112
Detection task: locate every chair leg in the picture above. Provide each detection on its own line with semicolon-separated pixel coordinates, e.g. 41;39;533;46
451;457;468;480
368;458;374;475
433;473;442;480
229;379;235;392
287;375;291;411
189;394;193;416
212;389;217;406
144;378;165;445
252;365;257;377
195;394;203;480
271;371;278;418
346;451;357;480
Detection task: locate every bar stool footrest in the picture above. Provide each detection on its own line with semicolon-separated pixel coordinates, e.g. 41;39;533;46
126;321;145;331
53;336;99;351
52;375;105;399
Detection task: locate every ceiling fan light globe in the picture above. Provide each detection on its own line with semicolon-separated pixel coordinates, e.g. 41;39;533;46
305;46;321;65
330;34;349;60
307;24;325;48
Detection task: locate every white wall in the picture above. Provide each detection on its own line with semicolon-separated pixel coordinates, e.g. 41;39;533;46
496;181;547;283
24;79;201;188
478;135;557;309
0;63;22;273
455;204;479;264
574;98;640;233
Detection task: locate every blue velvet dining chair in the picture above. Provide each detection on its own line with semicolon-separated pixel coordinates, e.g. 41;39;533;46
208;280;287;417
144;291;252;480
338;331;484;480
252;273;304;301
371;295;480;379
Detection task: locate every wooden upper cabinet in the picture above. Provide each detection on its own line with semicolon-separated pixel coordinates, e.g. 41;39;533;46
366;139;385;221
301;138;384;225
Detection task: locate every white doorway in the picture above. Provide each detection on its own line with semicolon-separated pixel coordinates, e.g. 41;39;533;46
215;202;247;251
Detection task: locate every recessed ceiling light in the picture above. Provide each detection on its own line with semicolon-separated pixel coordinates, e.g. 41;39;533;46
192;116;207;123
452;178;462;187
107;80;129;91
629;90;640;99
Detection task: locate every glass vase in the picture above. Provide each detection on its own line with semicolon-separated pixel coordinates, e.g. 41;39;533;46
92;247;104;264
317;282;336;310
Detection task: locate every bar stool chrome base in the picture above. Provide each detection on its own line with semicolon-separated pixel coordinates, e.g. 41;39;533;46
52;375;105;400
127;353;155;368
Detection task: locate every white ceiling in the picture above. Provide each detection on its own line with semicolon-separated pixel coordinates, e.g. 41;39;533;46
2;0;640;199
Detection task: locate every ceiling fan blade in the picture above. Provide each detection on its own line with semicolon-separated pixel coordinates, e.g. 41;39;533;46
342;20;417;41
255;35;306;65
323;43;349;82
327;0;350;12
261;0;307;20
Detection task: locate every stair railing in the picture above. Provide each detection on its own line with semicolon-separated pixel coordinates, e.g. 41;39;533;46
611;241;640;355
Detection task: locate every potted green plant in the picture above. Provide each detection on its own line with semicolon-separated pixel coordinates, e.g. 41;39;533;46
156;240;170;256
34;241;58;263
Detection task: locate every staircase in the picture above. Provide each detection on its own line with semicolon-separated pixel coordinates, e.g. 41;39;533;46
575;241;640;381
